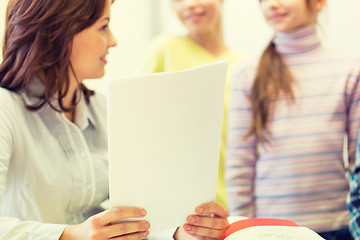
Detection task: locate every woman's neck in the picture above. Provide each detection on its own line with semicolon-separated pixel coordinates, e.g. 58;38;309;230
64;108;75;122
188;24;228;57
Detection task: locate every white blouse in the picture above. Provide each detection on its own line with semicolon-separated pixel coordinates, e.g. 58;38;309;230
0;80;108;239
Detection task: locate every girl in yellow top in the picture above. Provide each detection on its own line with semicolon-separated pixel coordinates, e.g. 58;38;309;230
138;0;243;209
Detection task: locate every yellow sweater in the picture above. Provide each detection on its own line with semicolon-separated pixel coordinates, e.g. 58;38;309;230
137;35;243;209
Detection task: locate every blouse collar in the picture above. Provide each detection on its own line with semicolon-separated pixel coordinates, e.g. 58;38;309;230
20;78;96;130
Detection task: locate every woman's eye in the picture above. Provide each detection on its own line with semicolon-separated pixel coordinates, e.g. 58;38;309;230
101;25;108;31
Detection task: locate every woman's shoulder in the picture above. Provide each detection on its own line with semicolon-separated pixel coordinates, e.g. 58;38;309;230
0;88;22;108
0;88;24;121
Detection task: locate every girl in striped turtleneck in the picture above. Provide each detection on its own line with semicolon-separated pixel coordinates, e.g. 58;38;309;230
226;0;360;239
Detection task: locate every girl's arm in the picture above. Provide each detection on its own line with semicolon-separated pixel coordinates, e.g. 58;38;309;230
226;66;258;218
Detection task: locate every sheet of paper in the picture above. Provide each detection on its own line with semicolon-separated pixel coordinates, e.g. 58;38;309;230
225;226;324;240
107;61;228;234
224;218;324;240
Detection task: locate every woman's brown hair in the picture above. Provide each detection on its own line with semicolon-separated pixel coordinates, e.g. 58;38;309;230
0;0;111;111
248;0;316;142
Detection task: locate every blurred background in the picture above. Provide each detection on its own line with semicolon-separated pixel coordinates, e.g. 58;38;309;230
1;0;359;94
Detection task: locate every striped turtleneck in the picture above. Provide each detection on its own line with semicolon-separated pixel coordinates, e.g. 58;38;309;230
274;25;321;55
226;25;360;233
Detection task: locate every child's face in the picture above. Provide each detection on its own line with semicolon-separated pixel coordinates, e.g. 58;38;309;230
171;0;223;36
260;0;323;33
70;0;117;81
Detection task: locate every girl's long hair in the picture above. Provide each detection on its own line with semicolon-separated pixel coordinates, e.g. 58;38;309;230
247;0;315;142
0;0;110;111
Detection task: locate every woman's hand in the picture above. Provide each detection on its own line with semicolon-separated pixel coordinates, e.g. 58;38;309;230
59;207;150;240
177;202;230;240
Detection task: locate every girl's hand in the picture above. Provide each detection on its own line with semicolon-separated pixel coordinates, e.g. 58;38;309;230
180;202;230;240
60;207;150;240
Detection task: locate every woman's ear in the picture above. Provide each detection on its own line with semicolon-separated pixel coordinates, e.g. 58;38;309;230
314;0;327;12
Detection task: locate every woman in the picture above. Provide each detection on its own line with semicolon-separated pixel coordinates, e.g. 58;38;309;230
0;0;229;239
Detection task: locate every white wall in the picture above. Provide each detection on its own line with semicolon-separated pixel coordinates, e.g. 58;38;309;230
1;0;360;94
323;0;360;54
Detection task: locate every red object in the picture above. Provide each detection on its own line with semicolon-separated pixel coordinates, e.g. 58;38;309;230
223;218;300;239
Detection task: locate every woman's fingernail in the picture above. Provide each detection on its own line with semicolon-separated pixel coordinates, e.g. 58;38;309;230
144;230;149;237
196;207;204;214
184;224;192;231
188;216;196;223
145;222;151;229
140;209;147;216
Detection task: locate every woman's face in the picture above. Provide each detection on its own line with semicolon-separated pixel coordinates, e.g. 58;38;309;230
260;0;323;33
171;0;224;36
70;0;117;81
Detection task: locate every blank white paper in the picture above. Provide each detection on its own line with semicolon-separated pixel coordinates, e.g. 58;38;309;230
107;61;228;234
